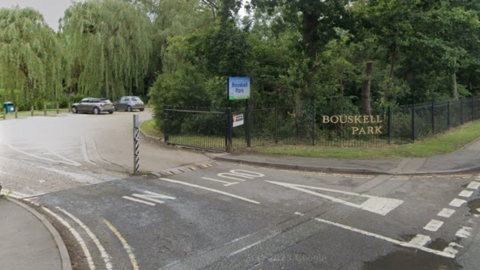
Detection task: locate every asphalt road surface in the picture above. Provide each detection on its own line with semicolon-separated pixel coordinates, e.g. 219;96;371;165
1;112;480;270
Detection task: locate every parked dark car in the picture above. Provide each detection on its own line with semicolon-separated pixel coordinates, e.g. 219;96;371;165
114;96;145;112
71;98;115;114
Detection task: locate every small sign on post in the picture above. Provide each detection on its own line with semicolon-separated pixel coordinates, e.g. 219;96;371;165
232;113;244;127
133;114;140;174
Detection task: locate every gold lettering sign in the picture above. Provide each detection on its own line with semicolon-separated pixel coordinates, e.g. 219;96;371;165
322;115;383;135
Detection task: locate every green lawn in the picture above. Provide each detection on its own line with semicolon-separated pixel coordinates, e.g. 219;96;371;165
256;120;480;159
140;119;164;138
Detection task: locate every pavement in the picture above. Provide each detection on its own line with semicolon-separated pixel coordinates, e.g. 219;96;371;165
2;135;480;270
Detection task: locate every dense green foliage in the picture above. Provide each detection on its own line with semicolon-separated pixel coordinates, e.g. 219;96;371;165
0;0;480;121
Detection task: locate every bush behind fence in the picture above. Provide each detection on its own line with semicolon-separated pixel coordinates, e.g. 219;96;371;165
164;97;480;151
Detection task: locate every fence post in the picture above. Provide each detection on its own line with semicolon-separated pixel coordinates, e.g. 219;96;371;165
431;101;435;134
460;99;464;124
245;100;251;147
411;102;415;142
31;105;34;117
447;101;450;128
2;108;5;120
68;102;71;113
56;101;60;114
274;106;278;144
471;98;475;122
388;106;392;144
44;103;47;116
15;106;18;119
133;114;140;174
226;107;233;153
311;105;316;146
164;106;169;143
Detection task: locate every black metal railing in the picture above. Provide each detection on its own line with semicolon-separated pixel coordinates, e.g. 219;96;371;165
163;97;480;152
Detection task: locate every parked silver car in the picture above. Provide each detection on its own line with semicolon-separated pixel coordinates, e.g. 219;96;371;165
71;97;115;114
114;96;145;112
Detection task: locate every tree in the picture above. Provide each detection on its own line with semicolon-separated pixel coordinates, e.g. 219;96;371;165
0;7;63;106
61;0;153;99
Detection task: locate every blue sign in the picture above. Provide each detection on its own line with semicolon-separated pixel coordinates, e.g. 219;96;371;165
228;77;250;100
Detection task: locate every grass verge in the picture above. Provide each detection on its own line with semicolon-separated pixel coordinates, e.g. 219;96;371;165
140;119;164;138
255;120;480;159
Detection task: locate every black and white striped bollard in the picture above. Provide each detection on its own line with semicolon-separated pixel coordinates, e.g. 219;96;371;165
133;114;140;174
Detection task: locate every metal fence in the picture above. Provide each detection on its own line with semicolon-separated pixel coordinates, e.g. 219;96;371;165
163;97;480;152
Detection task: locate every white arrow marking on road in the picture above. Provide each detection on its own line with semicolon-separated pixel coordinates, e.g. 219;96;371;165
123;191;176;206
266;181;403;216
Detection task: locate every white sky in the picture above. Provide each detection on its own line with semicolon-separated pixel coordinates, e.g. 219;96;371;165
0;0;249;31
0;0;82;31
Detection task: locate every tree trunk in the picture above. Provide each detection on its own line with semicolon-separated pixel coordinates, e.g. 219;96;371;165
385;52;396;103
302;10;318;62
361;61;374;115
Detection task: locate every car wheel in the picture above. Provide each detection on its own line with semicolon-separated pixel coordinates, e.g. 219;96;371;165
72;106;78;114
140;108;144;112
93;107;100;115
127;106;132;112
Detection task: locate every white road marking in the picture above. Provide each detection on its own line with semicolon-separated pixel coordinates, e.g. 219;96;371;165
158;178;260;205
423;219;444;232
57;207;113;270
5;142;81;166
468;182;480;190
443;242;463;256
459;190;474;198
43;207;95;270
315;218;455;258
437;208;455;218
202;177;238;186
266;181;403;216
228;240;263;257
229;170;265;179
449;198;467;207
130;191;176;205
0;190;33;199
217;173;247;181
104;219;139;270
122;196;156;206
408;234;431;247
48;149;82;166
455;227;472;238
294;212;304;216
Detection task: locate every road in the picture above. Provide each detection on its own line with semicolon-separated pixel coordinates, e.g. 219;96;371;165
1;112;479;270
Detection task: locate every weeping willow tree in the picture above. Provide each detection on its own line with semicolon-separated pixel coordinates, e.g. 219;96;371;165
0;7;63;106
61;0;153;99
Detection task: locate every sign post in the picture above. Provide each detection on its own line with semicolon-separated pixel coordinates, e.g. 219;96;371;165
133;114;140;174
227;77;251;148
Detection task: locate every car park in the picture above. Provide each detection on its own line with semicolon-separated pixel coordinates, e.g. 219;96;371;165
114;96;145;112
71;97;115;114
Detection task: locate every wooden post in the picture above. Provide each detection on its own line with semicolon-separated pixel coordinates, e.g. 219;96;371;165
15;106;18;118
2;108;6;120
44;104;47;116
68;102;71;112
31;106;34;117
56;101;59;114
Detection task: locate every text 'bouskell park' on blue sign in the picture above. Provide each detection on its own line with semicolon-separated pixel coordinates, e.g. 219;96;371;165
228;77;250;100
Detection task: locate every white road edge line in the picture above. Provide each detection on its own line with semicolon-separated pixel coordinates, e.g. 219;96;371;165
459;190;474;198
467;182;480;190
104;219;140;270
42;207;96;270
57;207;113;270
437;208;455;218
123;196;156;206
158;178;260;205
449;198;467;207
423;219;444;232
315;218;455;258
228;240;263;257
